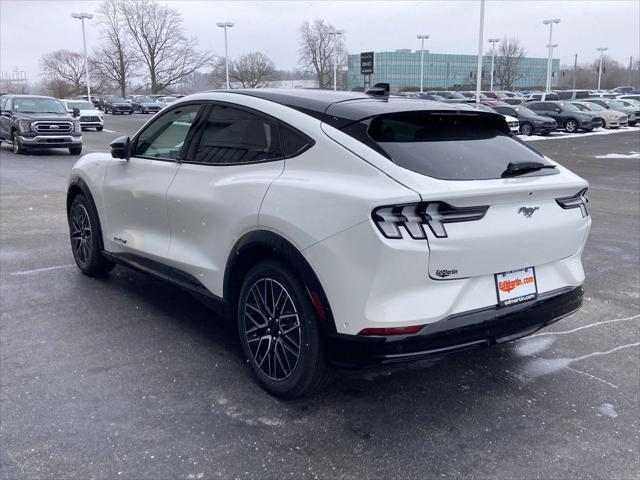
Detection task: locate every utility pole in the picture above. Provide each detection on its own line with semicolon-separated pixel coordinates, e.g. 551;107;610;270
329;29;345;91
488;38;500;91
216;22;234;89
629;56;633;87
572;53;577;89
475;0;485;103
417;34;430;92
542;19;561;92
71;12;93;102
597;47;608;90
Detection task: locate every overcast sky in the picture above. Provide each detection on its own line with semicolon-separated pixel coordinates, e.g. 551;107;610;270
1;0;638;83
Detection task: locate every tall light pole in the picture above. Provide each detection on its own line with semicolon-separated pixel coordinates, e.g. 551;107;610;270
417;34;430;92
216;22;234;89
597;47;608;90
475;0;485;103
71;12;93;102
329;29;345;91
488;38;500;91
547;43;558;89
542;18;560;92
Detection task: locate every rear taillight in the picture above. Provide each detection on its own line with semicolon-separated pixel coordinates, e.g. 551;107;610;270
372;202;489;239
555;188;589;218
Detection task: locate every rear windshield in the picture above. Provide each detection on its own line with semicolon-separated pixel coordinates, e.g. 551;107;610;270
365;112;556;181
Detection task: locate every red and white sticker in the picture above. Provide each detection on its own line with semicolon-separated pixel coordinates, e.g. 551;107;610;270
495;267;538;306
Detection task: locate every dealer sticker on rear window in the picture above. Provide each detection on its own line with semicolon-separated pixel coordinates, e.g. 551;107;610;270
495;267;538;307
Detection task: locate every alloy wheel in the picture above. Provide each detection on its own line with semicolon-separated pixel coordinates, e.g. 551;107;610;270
565;120;577;133
243;278;302;381
12;132;19;154
70;203;92;265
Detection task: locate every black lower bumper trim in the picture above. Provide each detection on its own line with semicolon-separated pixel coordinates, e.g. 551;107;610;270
327;286;583;368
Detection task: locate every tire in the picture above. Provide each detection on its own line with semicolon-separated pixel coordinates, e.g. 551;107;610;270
564;119;578;133
68;194;115;277
128;111;132;115
96;126;103;132
69;146;82;155
237;260;329;398
11;130;25;154
629;121;637;126
583;128;593;133
520;122;533;136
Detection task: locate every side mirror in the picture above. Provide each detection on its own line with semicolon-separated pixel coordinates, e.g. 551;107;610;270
72;107;80;117
110;136;131;160
554;108;561;113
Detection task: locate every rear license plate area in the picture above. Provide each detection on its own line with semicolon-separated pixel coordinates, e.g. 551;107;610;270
495;267;538;307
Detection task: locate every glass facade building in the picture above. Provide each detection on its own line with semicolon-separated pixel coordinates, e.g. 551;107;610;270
347;50;560;92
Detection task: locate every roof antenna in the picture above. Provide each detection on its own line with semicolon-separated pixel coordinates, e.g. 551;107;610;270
365;83;390;98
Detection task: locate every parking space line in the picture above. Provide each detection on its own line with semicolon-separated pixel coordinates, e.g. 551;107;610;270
530;314;639;337
11;264;76;275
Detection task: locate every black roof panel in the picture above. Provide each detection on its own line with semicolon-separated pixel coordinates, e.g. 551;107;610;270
232;88;476;128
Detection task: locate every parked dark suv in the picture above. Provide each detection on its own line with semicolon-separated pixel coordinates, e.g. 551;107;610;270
0;95;82;155
527;101;600;133
493;105;557;136
103;96;133;115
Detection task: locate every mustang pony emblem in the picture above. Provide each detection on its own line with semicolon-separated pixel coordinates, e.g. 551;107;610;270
518;207;539;218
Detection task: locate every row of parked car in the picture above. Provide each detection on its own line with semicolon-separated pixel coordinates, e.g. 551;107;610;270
404;88;640;135
76;94;184;115
52;94;185;132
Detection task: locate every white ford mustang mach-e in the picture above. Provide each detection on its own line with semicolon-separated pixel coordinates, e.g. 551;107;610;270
67;87;591;397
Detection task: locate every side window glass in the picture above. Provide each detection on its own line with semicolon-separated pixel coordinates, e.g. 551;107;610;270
280;125;312;157
0;97;7;111
194;106;283;164
134;104;200;160
557;91;571;100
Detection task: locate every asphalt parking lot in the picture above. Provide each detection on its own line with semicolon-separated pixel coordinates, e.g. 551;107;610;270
1;114;639;479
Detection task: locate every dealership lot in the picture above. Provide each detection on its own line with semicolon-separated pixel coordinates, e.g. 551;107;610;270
1;115;638;479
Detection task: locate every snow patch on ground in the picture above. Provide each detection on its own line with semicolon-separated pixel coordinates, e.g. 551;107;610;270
594;152;639;159
523;126;639;142
515;337;555;357
598;403;618;418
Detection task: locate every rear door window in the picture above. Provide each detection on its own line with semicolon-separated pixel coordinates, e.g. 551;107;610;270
365;112;555;181
193;105;283;164
557;91;572;100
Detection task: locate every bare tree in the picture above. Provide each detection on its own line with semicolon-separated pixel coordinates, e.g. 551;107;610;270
91;0;139;97
40;50;86;93
213;52;275;88
494;37;526;90
120;0;212;93
299;20;346;89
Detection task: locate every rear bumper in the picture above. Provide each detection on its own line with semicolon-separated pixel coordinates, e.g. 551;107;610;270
18;135;82;148
326;286;583;368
